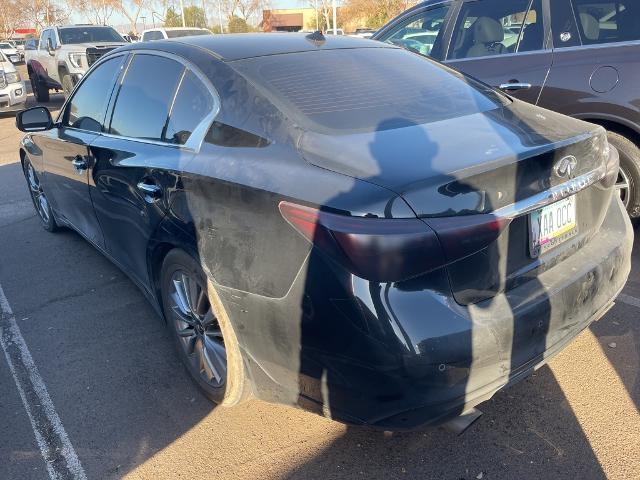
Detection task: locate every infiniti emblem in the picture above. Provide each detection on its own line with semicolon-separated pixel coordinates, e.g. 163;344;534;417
554;155;578;179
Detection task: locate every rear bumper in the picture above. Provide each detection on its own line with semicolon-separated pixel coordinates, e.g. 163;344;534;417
367;195;633;429
234;194;632;430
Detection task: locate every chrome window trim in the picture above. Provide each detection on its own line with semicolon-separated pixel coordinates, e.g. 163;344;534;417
551;38;640;52
57;48;221;154
444;47;552;64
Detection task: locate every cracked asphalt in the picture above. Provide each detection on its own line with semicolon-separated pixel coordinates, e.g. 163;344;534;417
0;66;638;479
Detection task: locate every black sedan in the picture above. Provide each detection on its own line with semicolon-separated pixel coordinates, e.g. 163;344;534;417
16;33;633;430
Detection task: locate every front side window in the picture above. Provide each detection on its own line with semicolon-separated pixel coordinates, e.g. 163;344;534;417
109;54;184;141
572;1;640;45
63;55;125;132
164;71;215;145
448;0;543;59
382;5;451;60
39;30;50;50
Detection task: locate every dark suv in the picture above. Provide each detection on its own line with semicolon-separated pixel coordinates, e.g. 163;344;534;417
374;0;640;218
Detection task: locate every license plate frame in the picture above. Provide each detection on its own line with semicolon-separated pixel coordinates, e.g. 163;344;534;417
529;196;578;258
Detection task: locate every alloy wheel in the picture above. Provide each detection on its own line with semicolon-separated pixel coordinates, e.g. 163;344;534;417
616;167;631;209
169;270;227;388
26;163;51;224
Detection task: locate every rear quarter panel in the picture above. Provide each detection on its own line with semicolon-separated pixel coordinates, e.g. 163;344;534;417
538;42;640;133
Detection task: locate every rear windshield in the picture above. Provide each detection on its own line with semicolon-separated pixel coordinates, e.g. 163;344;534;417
232;47;508;134
166;29;211;38
59;27;124;44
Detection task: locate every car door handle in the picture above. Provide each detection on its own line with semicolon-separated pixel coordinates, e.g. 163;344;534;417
499;82;532;92
137;181;162;203
71;156;88;173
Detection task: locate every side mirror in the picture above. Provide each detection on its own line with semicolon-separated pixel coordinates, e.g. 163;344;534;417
47;38;55;55
16;107;53;132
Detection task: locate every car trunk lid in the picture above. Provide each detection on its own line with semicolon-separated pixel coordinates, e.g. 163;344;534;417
299;102;613;304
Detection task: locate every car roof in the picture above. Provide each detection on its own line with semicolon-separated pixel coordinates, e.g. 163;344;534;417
165;33;394;61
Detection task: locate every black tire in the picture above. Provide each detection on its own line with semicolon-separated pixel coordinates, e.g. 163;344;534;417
22;157;59;232
160;249;246;405
607;131;640;218
29;73;50;103
61;74;74;97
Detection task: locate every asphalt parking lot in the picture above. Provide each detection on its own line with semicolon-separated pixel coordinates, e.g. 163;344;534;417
0;65;639;480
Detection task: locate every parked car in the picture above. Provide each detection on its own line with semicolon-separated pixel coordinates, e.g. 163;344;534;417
15;34;632;430
325;28;345;35
374;0;640;219
25;24;127;101
140;27;212;41
352;28;377;39
0;50;26;112
0;41;21;63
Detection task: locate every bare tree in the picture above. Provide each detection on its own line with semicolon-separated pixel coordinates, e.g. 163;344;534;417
116;0;149;34
342;0;418;29
0;0;21;38
72;0;119;25
223;0;268;25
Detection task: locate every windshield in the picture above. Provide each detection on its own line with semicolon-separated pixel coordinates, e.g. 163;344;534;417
0;43;13;50
233;48;508;135
58;27;124;44
166;29;212;38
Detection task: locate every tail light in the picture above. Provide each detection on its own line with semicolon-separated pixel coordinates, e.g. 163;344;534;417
424;214;512;263
279;201;444;282
600;142;620;189
279;201;512;282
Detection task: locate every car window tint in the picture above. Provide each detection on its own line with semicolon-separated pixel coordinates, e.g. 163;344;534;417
550;0;582;47
109;54;184;141
572;1;640;44
448;0;543;59
166;29;211;38
39;30;50;50
164;71;214;145
382;5;451;60
63;56;125;132
235;48;508;135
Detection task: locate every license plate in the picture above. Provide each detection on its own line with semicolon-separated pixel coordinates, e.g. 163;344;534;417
529;196;578;258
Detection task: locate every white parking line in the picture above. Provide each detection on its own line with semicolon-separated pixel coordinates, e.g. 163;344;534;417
617;293;640;309
0;284;87;480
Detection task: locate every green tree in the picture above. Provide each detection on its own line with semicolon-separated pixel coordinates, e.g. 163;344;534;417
164;5;207;28
228;15;250;33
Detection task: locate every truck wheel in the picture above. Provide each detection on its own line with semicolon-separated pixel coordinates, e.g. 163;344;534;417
62;75;74;97
607;131;640;219
30;74;50;103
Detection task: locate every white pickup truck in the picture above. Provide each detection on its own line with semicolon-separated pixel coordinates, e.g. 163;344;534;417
0;50;26;112
25;24;126;101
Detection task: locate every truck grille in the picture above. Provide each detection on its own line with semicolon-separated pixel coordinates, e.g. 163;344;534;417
85;46;119;66
0;73;6;89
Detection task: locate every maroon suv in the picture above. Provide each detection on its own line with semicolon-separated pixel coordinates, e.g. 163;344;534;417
375;0;640;218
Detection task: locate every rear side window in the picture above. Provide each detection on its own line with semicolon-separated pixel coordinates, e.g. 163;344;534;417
448;0;543;59
166;29;211;38
143;31;164;41
234;48;507;134
381;5;452;60
109;54;184;141
164;71;215;145
572;1;640;44
63;56;125;132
